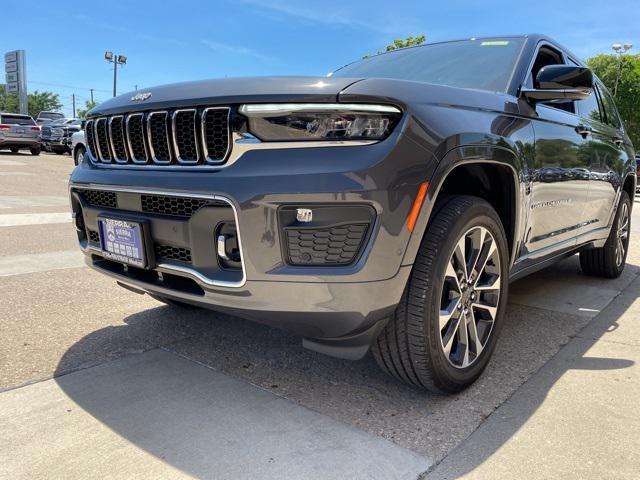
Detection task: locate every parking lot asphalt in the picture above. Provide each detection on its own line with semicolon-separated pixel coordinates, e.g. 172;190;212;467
1;151;639;479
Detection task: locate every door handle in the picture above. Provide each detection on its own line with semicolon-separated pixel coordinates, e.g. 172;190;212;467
612;136;624;146
575;125;592;138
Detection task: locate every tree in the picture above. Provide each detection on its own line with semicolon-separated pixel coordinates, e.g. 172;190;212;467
587;53;640;148
0;86;62;118
27;90;62;118
77;100;97;118
0;85;19;112
364;35;426;58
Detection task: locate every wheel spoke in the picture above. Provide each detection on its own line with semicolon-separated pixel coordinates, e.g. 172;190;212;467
459;311;470;367
472;237;497;287
445;260;462;293
467;308;483;357
453;234;468;281
439;297;461;332
475;274;500;291
472;302;497;320
442;314;462;358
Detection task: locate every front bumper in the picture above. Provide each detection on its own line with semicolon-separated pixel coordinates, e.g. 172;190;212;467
69;117;437;357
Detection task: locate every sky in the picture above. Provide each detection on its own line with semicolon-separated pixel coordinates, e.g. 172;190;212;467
3;0;639;117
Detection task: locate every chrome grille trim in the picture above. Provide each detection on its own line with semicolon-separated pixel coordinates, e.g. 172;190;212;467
172;109;199;164
108;115;128;163
85;119;98;159
147;111;172;164
70;183;246;288
95;118;112;163
201;107;231;164
125;113;149;164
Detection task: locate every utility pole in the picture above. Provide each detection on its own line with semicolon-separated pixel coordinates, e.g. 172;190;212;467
611;43;633;98
90;88;94;103
104;51;127;97
72;94;76;118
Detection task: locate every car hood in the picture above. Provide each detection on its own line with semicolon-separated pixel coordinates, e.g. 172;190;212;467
88;76;364;116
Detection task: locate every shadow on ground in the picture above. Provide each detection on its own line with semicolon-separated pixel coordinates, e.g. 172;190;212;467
53;255;638;478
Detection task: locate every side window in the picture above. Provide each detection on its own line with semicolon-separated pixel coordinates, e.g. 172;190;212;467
598;83;622;130
575;88;602;123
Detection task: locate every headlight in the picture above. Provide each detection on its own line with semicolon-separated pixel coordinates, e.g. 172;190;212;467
238;103;402;142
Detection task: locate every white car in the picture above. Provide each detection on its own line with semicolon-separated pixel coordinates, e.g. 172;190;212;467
70;130;86;165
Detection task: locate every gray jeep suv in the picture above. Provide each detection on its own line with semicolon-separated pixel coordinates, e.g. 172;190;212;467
69;35;636;393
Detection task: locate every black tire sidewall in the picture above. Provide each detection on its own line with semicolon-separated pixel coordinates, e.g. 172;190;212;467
421;199;509;390
75;146;86;166
609;191;632;274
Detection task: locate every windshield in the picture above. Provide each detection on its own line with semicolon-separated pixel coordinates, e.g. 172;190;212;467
333;38;525;93
0;115;36;126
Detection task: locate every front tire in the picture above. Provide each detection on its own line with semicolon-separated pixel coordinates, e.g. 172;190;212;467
74;146;86;166
579;190;631;278
372;195;509;393
10;147;19;153
30;147;40;156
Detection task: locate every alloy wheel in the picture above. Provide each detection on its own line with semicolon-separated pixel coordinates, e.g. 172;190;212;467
439;226;501;368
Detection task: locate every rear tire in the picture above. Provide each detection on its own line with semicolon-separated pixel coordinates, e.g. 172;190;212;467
579;190;631;278
30;147;40;156
372;195;509;393
10;147;19;153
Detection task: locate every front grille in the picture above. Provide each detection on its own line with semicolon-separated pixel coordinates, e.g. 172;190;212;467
79;189;117;209
286;223;369;266
155;244;192;263
141;194;215;218
86;107;230;167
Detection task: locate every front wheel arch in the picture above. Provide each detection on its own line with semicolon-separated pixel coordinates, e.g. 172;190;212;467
402;147;522;269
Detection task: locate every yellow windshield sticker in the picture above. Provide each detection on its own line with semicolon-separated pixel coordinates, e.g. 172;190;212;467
481;40;510;46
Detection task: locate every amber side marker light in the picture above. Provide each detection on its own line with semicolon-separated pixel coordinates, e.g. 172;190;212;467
406;182;429;232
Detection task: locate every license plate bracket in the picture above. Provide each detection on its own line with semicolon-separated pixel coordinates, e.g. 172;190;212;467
97;216;155;269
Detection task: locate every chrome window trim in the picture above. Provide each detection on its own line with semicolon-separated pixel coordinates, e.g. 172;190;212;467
94;117;112;163
70;183;246;288
146;111;172;164
125;113;149;164
172;109;199;164
200;107;231;164
108;115;128;164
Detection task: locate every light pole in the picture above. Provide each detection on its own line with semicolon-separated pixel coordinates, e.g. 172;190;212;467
104;51;127;97
611;43;632;98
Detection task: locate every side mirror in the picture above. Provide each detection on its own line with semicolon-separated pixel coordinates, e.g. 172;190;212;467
522;65;593;103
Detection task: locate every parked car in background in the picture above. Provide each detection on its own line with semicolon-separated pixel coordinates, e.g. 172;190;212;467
36;111;65;126
41;118;82;154
0;112;41;155
71;129;86;165
70;34;636;393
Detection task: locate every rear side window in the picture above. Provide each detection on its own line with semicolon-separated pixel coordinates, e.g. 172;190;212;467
0;115;36;126
575;90;602;123
598;84;622;129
